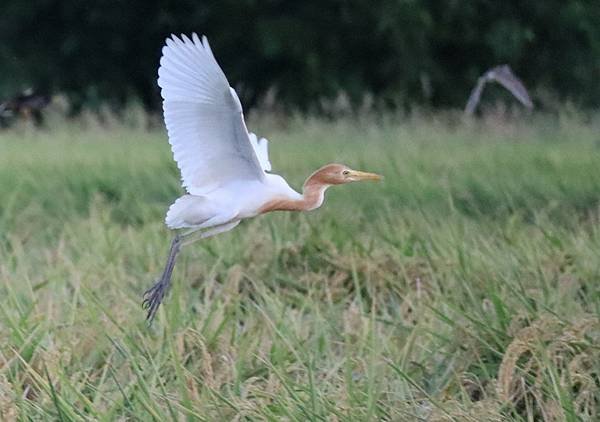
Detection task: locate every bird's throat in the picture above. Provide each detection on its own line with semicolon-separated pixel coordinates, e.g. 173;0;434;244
259;180;329;213
300;179;329;211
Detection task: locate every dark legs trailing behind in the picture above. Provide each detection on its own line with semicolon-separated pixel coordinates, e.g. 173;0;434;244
142;234;182;322
141;220;240;323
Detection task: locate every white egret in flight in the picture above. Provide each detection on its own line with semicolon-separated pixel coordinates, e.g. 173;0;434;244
142;34;382;321
464;64;533;115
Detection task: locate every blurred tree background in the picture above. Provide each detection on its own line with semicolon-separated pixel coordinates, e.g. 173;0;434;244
0;0;599;113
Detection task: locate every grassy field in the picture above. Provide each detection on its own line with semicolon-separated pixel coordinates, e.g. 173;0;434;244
1;113;599;421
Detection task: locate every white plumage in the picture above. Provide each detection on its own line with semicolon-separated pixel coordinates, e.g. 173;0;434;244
248;132;272;172
158;33;267;196
158;34;300;231
143;34;381;322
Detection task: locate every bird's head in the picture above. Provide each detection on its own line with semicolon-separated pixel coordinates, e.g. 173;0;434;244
309;163;382;186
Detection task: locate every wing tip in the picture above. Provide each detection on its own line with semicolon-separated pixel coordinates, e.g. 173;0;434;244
191;32;201;45
164;32;202;46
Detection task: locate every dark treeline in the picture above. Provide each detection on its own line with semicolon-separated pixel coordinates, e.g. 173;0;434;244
1;0;599;113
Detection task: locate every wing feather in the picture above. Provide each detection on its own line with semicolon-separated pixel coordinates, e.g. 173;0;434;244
491;65;533;109
464;65;533;115
158;34;265;195
249;133;272;172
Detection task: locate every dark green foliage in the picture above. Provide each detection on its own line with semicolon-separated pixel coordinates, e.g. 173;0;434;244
1;1;599;111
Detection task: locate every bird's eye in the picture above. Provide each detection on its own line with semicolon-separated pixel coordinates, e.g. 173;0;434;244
342;170;350;175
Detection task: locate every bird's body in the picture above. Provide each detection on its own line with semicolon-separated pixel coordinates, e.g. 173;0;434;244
165;174;302;229
142;34;381;321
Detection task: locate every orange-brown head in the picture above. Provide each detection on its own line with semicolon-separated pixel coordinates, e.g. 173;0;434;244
306;163;383;186
259;163;382;214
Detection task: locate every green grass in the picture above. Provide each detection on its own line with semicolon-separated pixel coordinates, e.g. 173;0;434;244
1;114;599;421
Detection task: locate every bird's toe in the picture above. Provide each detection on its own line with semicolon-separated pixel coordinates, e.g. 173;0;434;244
142;280;168;322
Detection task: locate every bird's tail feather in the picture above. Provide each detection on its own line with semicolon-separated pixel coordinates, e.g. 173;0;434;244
165;195;212;229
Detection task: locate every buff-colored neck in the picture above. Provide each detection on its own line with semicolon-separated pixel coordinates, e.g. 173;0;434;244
259;170;330;213
301;174;330;210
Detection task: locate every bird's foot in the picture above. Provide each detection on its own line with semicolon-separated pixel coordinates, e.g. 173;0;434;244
142;277;170;323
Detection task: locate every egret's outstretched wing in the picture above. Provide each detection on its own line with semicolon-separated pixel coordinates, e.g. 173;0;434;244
248;133;272;172
465;64;533;115
490;65;533;109
464;78;487;115
158;33;265;195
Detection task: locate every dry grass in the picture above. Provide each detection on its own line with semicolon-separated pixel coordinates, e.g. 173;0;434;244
1;113;599;420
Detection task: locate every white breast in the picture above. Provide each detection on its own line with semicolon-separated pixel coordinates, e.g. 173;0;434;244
212;174;300;219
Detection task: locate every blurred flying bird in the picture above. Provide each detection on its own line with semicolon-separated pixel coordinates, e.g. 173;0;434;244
464;65;533;115
142;34;382;321
0;89;51;127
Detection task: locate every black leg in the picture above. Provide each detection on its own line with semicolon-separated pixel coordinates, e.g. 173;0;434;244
142;235;181;323
141;221;240;323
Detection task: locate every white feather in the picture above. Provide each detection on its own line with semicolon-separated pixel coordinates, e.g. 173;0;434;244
158;33;265;195
248;132;272;172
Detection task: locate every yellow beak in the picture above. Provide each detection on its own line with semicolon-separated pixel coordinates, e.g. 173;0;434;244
348;170;383;181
